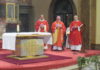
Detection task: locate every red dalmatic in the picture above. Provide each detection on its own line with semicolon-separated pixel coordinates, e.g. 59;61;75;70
69;21;83;45
35;20;49;32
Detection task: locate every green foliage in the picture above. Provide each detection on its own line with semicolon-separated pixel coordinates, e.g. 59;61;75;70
77;55;100;70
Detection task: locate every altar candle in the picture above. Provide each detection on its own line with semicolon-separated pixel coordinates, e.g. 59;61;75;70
17;24;20;32
44;25;46;32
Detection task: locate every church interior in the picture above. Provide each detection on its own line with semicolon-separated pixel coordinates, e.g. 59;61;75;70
0;0;100;70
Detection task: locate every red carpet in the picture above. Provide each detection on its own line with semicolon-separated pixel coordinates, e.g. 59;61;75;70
0;49;100;70
0;40;2;49
0;54;71;65
0;41;100;70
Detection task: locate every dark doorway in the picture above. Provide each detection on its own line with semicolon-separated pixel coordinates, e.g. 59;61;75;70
49;0;76;27
54;0;73;27
20;14;29;32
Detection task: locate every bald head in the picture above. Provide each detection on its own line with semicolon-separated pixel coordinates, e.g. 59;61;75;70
74;15;79;21
56;16;61;21
40;14;45;20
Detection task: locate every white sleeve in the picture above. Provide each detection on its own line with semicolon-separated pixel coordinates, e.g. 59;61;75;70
38;26;40;32
66;27;70;34
78;26;81;31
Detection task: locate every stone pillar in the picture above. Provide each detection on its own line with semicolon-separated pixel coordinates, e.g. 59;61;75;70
0;22;6;39
80;0;91;49
90;0;96;49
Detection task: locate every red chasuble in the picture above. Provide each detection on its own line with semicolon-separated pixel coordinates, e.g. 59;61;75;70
51;21;66;47
69;21;83;45
35;20;49;32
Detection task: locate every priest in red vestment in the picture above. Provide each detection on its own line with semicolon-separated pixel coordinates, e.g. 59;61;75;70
51;16;66;51
69;15;83;51
35;15;49;32
35;15;49;50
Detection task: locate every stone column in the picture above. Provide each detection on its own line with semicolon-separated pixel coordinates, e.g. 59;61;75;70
0;22;6;39
80;0;91;49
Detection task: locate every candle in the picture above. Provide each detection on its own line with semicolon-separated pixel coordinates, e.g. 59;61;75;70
17;24;20;32
44;25;46;32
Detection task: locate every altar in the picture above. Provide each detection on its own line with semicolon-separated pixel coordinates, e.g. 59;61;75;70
2;32;52;57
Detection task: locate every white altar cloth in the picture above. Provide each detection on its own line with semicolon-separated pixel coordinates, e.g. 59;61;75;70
2;32;52;50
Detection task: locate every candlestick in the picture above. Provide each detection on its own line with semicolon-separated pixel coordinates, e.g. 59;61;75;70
17;24;20;32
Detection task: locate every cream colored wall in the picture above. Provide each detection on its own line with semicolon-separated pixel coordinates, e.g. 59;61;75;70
73;0;81;17
32;0;52;22
96;0;100;44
